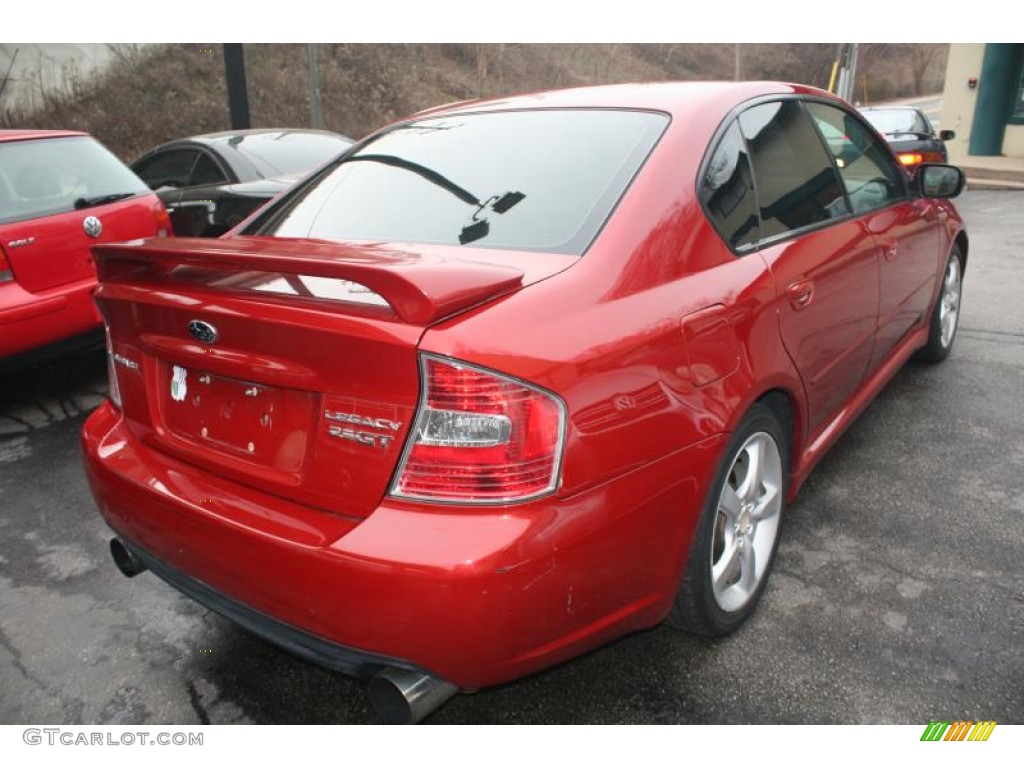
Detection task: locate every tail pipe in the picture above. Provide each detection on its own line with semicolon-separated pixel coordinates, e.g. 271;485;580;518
109;538;147;578
368;667;458;724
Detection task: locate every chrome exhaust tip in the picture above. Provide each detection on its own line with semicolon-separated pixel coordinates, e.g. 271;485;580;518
368;667;458;724
109;538;147;578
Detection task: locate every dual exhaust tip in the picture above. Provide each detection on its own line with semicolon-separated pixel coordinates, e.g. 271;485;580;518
108;537;457;724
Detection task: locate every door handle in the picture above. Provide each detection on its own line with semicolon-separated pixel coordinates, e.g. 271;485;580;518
787;280;814;310
882;242;899;261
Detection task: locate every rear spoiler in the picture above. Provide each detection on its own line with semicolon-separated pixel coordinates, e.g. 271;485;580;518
93;236;524;325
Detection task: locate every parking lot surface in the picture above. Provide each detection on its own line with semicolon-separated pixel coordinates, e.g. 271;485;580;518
1;191;1021;725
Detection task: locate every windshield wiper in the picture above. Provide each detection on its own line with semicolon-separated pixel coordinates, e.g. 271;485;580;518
74;192;136;210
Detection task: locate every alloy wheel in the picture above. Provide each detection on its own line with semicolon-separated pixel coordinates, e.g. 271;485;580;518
939;255;962;349
710;432;783;612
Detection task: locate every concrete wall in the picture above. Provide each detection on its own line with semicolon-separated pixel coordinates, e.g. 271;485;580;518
0;44;122;111
1005;125;1024;156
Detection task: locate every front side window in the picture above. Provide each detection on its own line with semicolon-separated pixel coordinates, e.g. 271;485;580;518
738;100;849;241
806;102;907;216
700;120;759;250
250;110;668;255
0;136;150;225
134;149;198;190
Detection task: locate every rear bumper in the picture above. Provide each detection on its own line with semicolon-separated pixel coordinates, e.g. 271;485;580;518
83;403;721;689
117;537;427;679
0;277;102;368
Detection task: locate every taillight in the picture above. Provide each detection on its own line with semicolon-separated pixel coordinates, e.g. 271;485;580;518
0;245;12;283
392;355;566;503
153;202;172;238
105;326;122;409
898;151;944;167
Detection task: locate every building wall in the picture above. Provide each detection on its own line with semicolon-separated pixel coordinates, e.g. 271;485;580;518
1005;125;1024;156
941;44;985;160
941;43;1024;159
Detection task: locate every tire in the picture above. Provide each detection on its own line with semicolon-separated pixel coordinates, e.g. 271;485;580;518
915;245;964;363
667;403;788;636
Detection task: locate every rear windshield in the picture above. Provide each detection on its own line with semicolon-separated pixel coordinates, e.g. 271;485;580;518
210;131;354;178
0;136;149;225
861;109;929;136
249;109;668;255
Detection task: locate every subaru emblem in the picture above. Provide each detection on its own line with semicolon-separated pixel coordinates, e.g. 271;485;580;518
83;216;102;238
188;320;218;344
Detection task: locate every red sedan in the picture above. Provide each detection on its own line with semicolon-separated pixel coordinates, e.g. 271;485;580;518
82;82;966;723
1;130;171;372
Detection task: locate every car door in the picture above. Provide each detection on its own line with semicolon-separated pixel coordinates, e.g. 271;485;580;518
805;102;941;373
132;148;199;232
173;151;231;236
736;99;881;436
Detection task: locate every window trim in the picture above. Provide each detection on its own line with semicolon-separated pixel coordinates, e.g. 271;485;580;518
697;93;912;257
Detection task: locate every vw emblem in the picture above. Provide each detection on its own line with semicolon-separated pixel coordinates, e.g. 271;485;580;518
188;320;218;344
83;216;102;238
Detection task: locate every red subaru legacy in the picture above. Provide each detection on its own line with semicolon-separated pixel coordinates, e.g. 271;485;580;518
1;130;171;372
82;83;966;722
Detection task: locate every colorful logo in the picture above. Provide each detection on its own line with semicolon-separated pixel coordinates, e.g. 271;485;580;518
920;720;997;742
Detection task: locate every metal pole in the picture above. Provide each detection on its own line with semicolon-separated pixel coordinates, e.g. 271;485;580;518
223;43;251;130
847;43;860;103
307;44;323;129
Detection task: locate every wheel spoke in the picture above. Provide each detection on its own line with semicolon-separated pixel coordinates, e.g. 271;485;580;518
719;484;742;522
738;539;757;593
737;438;763;502
712;536;741;594
750;484;780;522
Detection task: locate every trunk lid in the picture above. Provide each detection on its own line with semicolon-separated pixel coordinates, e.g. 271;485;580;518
94;235;572;518
1;196;163;292
0;133;162;293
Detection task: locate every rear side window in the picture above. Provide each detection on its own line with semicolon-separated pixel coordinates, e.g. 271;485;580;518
190;153;229;186
251;110;669;255
738;100;849;240
700;120;759;250
805;102;907;215
0;136;149;225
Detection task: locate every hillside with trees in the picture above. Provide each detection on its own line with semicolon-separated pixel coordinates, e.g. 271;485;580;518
0;43;948;160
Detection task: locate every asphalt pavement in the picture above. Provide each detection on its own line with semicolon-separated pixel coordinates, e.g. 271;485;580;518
1;191;1022;725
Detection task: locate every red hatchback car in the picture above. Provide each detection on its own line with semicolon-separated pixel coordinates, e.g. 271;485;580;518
0;130;170;372
82;82;966;723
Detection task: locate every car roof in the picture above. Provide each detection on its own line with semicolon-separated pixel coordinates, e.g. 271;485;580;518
162;128;350;149
0;129;89;143
859;106;922;114
406;81;839;123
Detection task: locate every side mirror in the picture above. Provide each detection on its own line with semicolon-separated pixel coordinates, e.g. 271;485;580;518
939;129;956;141
917;164;965;199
